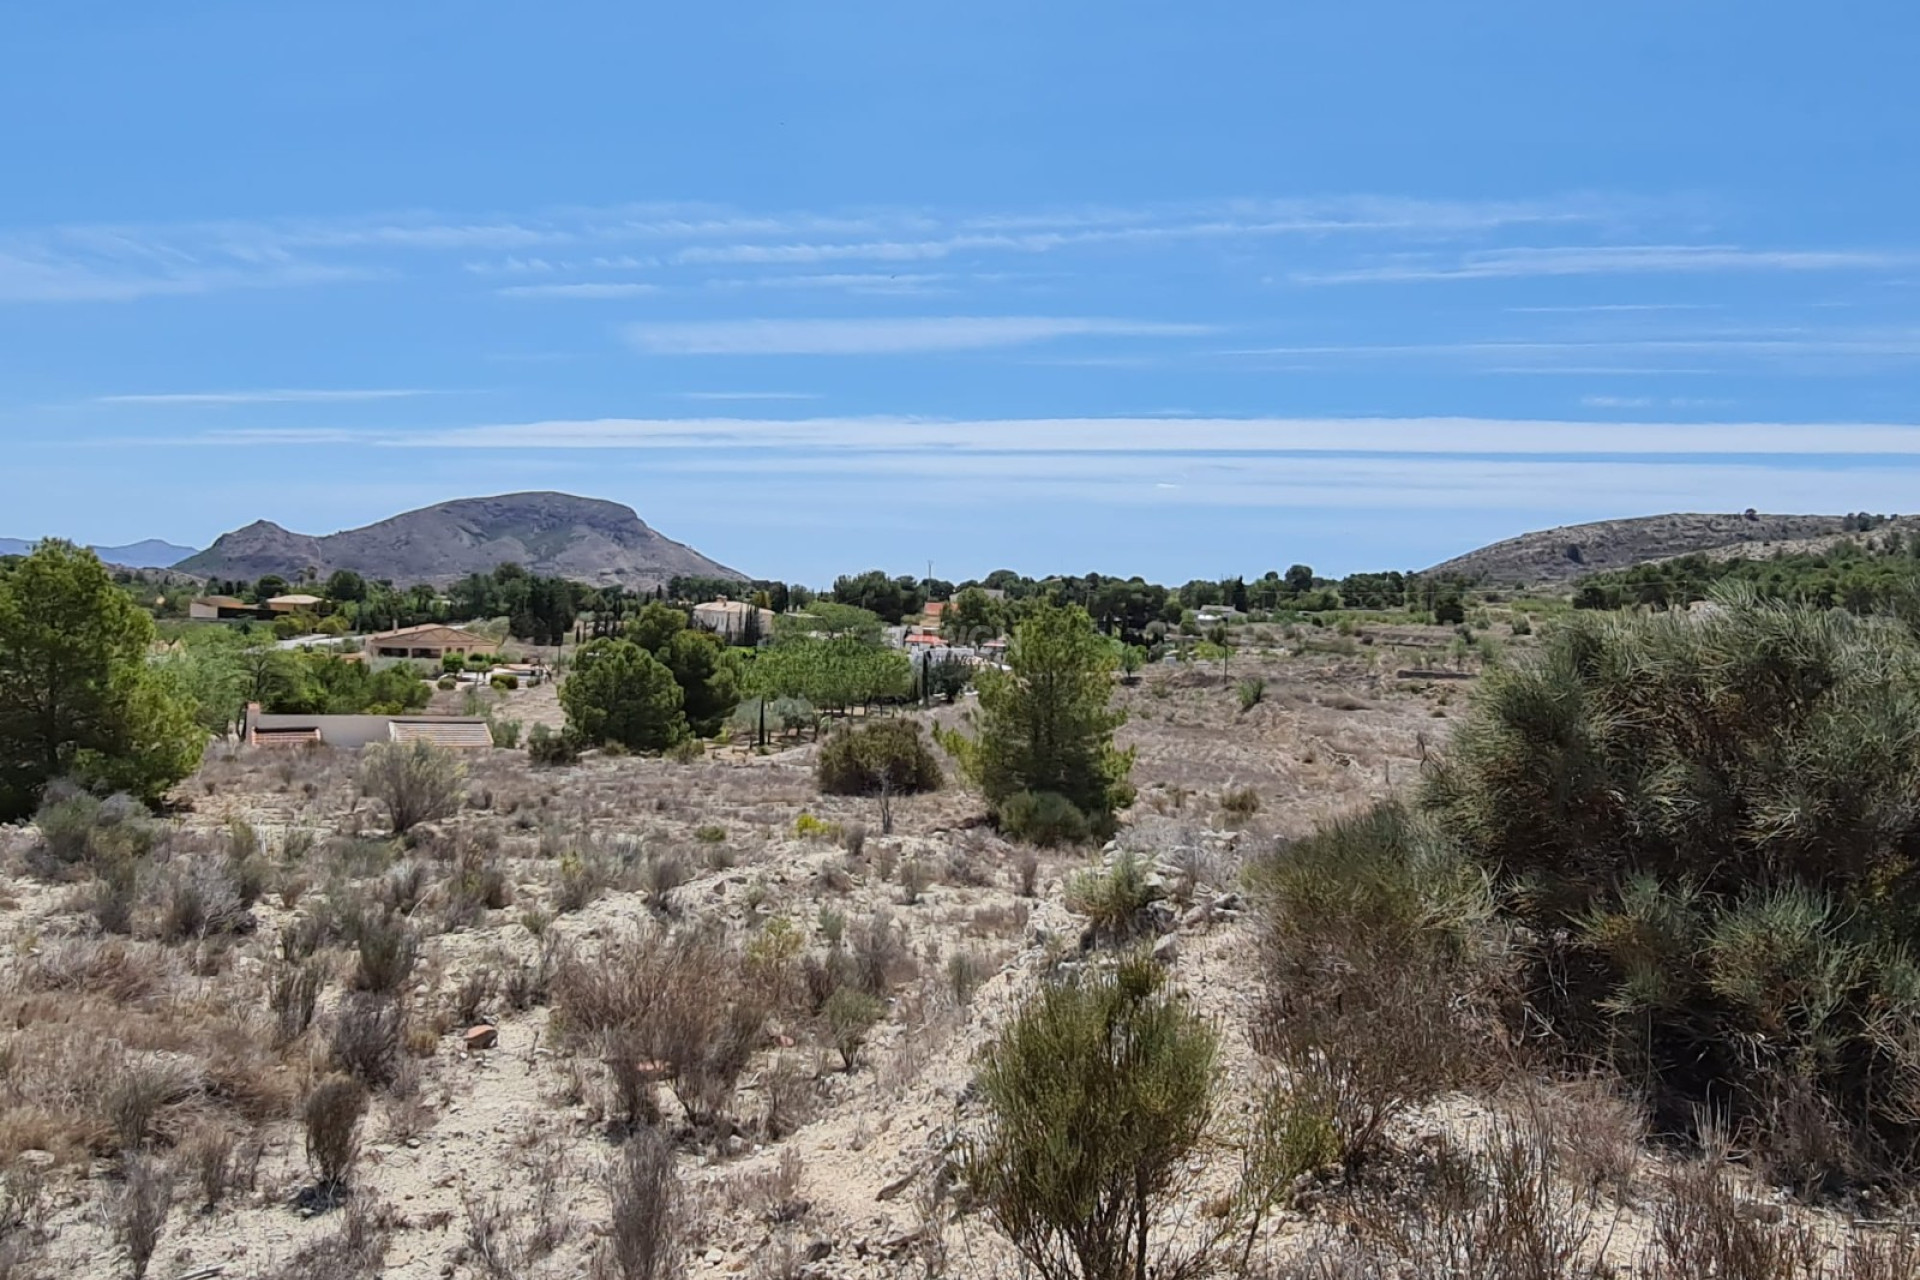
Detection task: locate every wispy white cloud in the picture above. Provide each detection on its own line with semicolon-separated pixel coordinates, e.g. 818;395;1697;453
96;388;437;405
674;391;823;402
1228;331;1920;374
1302;244;1919;284
623;317;1210;356
168;413;1919;458
495;281;660;299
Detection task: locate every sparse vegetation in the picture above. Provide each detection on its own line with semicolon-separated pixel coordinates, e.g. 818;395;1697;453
359;741;465;834
963;959;1218;1280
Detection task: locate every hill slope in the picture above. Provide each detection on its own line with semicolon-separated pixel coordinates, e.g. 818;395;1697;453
176;492;742;589
1424;512;1862;588
0;538;199;568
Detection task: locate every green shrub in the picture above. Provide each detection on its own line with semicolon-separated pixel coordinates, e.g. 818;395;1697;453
1064;848;1162;942
436;675;458;691
487;717;522;749
1236;676;1267;711
526;723;579;767
822;986;884;1071
1416;590;1920;1183
1247;802;1500;1167
961;959;1218;1280
815;719;944;796
997;790;1091;848
490;672;519;691
794;812;843;842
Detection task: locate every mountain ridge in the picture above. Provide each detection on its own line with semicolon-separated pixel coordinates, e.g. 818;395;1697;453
175;492;742;589
1423;512;1876;587
0;538;200;568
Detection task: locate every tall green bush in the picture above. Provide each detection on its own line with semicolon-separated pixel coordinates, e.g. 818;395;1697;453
815;719;943;796
1419;587;1920;1182
962;960;1218;1280
946;603;1134;836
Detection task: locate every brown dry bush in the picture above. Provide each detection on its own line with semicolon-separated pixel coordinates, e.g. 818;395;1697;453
263;1197;391;1280
359;741;465;835
268;957;326;1046
109;1150;173;1280
304;1074;367;1192
553;930;770;1135
1315;1119;1610;1280
330;994;403;1087
604;1126;685;1280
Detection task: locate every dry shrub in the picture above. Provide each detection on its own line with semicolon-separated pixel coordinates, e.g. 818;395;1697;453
1331;1118;1608;1280
1065;850;1164;944
104;1053;199;1152
109;1150;173;1280
359;741;465;834
304;1074;367;1192
178;1121;237;1211
1013;848;1040;897
442;847;512;929
757;1054;819;1141
605;1126;684;1280
1249;802;1502;1168
350;909;419;994
156;853;251;941
22;938;165;1005
330;994;403;1087
719;1147;810;1224
269;958;326;1046
264;1197;391;1279
1651;1156;1823;1280
849;910;917;998
553;930;770;1134
1519;1077;1647;1199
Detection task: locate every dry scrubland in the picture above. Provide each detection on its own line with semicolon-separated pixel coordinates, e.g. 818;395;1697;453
2;636;1908;1279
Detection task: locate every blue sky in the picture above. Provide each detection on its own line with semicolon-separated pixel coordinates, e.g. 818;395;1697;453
4;2;1919;584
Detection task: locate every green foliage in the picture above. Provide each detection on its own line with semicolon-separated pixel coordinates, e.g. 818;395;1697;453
1246;802;1498;1166
526;723;579;766
943;587;1007;645
950;603;1134;835
487;717;522;748
961;961;1219;1280
1418;589;1920;1181
754;632;911;714
254;650;430;716
560;638;688;752
0;540;205;818
1236;676;1266;711
1573;537;1920;615
822;986;885;1071
815;719;944;796
658;628;741;737
1064;849;1162;939
998;790;1092;848
793;812;844;841
830;569;924;624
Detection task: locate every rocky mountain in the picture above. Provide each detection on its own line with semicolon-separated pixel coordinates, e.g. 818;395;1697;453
0;537;199;568
175;492;743;589
1423;512;1869;588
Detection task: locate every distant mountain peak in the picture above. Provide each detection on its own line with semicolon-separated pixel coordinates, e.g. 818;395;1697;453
176;492;742;589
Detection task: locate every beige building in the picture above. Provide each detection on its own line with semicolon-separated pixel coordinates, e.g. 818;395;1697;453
692;598;776;643
368;623;493;660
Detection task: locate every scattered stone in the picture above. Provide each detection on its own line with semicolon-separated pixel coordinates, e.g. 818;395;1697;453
464;1025;499;1051
1152;934;1180;965
15;1150;54;1171
805;1239;833;1262
877;1170;917;1202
